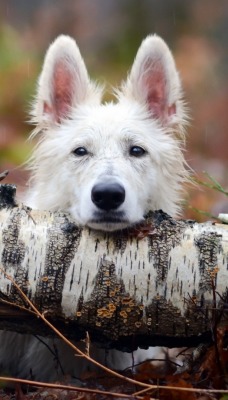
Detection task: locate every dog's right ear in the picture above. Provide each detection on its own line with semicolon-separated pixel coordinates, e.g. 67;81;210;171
33;35;101;126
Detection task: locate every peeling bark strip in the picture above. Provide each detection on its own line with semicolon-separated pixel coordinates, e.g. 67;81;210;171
0;184;228;348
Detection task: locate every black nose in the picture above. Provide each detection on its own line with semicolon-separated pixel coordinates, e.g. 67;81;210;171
91;182;125;211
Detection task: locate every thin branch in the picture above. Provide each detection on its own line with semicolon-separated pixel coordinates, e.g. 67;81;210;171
33;335;65;376
191;174;228;196
0;377;139;399
188;205;217;220
0;170;9;182
1;376;228;397
0;298;37;317
133;382;228;396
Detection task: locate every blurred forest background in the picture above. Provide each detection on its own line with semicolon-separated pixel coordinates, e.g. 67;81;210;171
0;0;227;221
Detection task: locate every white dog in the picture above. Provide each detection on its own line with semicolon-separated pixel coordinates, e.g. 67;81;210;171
0;35;189;382
27;34;187;227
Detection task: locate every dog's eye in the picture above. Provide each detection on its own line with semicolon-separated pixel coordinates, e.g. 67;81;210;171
73;147;88;156
129;146;146;157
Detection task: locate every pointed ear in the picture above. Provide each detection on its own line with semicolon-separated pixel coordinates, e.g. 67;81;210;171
33;35;101;125
122;35;183;125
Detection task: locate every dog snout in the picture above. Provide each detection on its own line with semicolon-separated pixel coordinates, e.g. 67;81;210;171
91;182;125;211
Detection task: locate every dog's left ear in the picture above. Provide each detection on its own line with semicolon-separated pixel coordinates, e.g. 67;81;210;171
122;35;183;126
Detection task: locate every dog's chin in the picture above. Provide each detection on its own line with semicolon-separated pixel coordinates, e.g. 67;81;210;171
87;221;130;232
87;211;130;232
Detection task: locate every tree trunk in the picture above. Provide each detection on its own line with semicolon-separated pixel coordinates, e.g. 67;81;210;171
0;184;227;351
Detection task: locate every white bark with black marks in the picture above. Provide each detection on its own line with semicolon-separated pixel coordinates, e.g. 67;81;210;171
0;184;228;351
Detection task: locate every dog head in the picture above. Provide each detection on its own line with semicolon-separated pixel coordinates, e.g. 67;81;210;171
27;35;188;231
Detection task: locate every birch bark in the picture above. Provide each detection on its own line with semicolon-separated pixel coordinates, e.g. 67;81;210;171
0;184;227;350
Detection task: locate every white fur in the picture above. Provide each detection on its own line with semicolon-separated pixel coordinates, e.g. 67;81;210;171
27;34;188;231
1;35;189;381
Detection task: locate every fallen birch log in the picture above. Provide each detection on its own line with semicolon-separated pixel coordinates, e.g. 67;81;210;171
0;183;228;351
